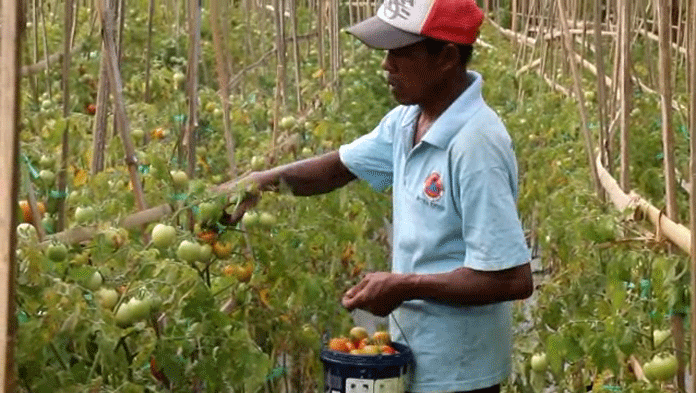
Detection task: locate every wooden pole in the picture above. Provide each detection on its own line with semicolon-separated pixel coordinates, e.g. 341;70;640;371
688;0;696;391
656;0;682;388
0;0;23;390
556;0;601;195
618;0;632;192
96;0;148;212
593;0;609;170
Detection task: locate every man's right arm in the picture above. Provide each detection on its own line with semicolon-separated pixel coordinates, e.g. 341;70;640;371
250;150;357;195
214;150;357;197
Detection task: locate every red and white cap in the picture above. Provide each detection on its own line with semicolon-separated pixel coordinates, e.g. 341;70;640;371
347;0;484;50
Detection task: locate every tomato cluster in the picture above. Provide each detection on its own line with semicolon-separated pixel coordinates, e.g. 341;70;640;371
327;326;397;355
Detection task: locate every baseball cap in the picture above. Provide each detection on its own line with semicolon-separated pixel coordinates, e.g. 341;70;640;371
346;0;485;50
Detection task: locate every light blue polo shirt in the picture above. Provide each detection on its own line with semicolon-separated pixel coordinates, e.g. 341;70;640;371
339;71;531;392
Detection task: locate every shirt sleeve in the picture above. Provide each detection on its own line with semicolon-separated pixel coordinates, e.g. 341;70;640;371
338;107;401;192
459;166;531;271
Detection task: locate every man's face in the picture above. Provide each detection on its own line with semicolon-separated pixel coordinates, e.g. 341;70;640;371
381;41;441;106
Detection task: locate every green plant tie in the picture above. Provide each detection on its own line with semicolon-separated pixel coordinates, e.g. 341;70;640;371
265;366;286;381
172;193;188;201
21;154;39;179
602;386;621;392
173;114;187;123
679;124;689;140
49;190;69;199
138;164;150;174
640;279;651;299
17;310;28;324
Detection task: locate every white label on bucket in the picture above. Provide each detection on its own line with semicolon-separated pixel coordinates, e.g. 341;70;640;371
374;378;399;393
345;378;374;393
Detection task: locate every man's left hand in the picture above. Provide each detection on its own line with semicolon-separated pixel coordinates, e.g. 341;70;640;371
342;272;407;317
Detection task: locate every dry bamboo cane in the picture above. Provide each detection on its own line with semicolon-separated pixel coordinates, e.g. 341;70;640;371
556;0;601;195
96;0;148;211
144;0;155;103
271;0;284;166
688;0;696;389
56;0;74;232
0;1;22;390
317;0;324;85
618;0;631;192
91;0;113;175
290;0;302;110
39;0;52;98
657;0;677;221
209;0;237;178
594;0;609;170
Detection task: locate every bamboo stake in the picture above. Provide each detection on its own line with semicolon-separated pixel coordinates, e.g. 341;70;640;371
618;0;631;191
657;0;677;220
96;0;148;211
185;0;201;230
210;0;237;177
39;0;52;98
144;0;155;103
556;0;600;195
594;0;609;170
91;0;113;175
0;0;22;389
56;0;74;232
290;0;302;110
688;0;696;391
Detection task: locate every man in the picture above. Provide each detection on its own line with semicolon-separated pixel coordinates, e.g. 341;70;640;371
223;0;533;391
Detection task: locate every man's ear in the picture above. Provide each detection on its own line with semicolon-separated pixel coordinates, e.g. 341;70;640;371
438;43;461;72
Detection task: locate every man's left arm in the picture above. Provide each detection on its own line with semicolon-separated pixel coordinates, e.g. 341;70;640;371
342;263;533;317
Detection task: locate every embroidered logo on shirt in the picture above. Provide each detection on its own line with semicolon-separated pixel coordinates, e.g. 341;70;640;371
423;172;443;201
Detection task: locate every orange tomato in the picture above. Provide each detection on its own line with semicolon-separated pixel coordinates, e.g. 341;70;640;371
212;240;233;258
151;126;166;139
373;331;391;345
380;345;397;355
328;337;351;353
196;230;218;244
19;200;45;224
357;337;369;350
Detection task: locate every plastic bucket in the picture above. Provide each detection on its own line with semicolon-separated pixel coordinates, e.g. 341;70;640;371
320;342;413;393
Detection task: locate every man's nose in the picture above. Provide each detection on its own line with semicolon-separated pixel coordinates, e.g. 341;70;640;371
381;52;393;72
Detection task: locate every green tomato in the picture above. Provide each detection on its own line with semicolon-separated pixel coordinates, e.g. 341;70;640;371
46;243;68;262
170;170;189;189
74;206;96;224
114;303;131;326
177;240;202;262
17;223;38;240
250;155;265;171
127;298;151;322
86;271;103;291
197;202;221;224
39;154;56;169
151;224;176;248
131;128;145;141
96;288;119;310
241;211;259;227
653;329;671;348
39;169;56;184
530;353;548;373
280;115;297;130
199;244;213;262
259;212;277;227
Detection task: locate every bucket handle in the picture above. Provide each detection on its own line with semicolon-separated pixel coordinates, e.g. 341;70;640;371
389;313;412;349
